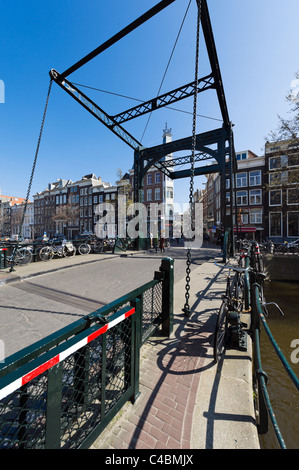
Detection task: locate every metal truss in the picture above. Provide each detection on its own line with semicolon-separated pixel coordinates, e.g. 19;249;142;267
112;74;215;124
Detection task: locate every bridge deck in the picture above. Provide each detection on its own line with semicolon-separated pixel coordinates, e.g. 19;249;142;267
91;256;259;450
0;247;259;449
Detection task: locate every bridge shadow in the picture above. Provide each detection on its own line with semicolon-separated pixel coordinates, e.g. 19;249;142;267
128;265;225;448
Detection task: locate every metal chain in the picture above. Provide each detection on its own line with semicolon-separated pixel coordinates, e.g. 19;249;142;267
10;79;53;272
183;0;201;316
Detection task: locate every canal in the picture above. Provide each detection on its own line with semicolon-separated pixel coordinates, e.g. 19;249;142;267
258;280;299;449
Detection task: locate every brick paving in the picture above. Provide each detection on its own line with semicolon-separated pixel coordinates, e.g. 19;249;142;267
91;262;219;450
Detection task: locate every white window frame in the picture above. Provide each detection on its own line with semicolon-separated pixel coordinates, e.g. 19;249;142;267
288;154;299;168
269;189;282;206
269;155;288;170
236;172;247;188
287;211;299;237
155;187;160;200
250;209;262;224
287;188;299;205
147;174;153;185
242;213;249;225
249;170;261;186
147;189;152;201
249;189;262;205
269;171;288;186
236;190;248;205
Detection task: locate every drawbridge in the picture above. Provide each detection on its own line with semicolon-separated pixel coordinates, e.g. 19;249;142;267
49;0;237;255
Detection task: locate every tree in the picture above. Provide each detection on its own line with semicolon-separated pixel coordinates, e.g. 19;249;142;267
51;204;79;236
268;71;299;146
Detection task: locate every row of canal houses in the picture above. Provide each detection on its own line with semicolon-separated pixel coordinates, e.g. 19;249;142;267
1;134;299;243
201;139;299;243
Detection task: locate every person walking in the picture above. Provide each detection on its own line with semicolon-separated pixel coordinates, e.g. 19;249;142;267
153;235;158;253
159;236;165;253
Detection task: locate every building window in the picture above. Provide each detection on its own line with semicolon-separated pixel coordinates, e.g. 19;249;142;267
155;187;160;200
269;212;282;237
287;188;299;205
94;195;98;204
250;209;262;224
166;187;173;199
147;189;152;201
269;155;288;170
249;189;262;205
288;212;299;237
155;172;161;183
236;190;248;205
269;171;288;186
242;213;249;225
147;174;153;185
269;189;282;206
288;169;299;185
236;172;247;188
288;154;299;167
249;170;261;186
225;178;230;189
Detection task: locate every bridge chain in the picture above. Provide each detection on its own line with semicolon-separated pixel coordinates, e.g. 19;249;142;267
9;79;53;272
183;0;202;317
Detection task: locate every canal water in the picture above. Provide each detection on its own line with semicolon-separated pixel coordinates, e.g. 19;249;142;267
258;280;299;449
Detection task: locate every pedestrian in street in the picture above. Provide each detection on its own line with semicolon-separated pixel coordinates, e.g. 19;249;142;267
150;232;153;248
153;236;158;253
159;236;165;253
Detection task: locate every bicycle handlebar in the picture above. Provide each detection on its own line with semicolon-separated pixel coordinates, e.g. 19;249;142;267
214;262;267;280
214;262;250;273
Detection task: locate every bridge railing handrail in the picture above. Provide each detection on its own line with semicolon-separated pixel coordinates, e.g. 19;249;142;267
0;257;174;449
215;239;298;448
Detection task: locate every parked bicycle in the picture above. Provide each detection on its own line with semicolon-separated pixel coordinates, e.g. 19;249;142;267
2;244;33;267
10;245;33;266
39;240;76;261
213;263;250;362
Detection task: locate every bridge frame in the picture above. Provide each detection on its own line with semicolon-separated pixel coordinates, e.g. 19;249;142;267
49;0;237;252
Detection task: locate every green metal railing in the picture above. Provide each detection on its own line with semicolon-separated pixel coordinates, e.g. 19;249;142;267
0;258;174;449
246;242;299;449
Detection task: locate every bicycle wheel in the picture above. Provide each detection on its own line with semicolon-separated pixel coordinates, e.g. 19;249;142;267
213;300;229;362
63;244;76;257
78;243;91;255
15;248;32;266
230;271;244;312
39;246;54;261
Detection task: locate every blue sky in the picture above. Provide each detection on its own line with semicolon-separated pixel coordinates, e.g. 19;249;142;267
1;0;299;204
